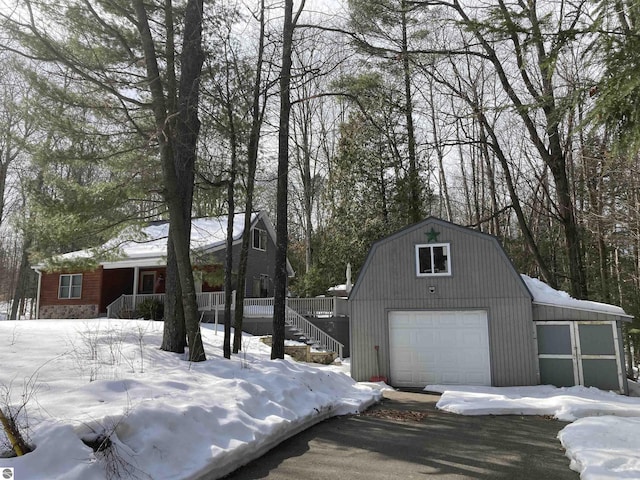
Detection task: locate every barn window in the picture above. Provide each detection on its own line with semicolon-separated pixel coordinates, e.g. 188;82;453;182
415;244;451;276
59;274;83;299
252;228;267;251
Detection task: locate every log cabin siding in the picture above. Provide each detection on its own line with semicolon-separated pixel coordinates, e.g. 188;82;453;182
349;218;538;386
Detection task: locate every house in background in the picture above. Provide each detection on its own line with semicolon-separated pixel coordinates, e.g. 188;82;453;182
33;211;294;320
349;217;632;393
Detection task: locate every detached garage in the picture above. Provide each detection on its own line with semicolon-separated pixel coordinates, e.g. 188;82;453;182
349;217;632;393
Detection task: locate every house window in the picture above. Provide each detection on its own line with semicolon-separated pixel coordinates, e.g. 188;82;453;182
252;228;267;251
59;274;82;299
416;244;451;276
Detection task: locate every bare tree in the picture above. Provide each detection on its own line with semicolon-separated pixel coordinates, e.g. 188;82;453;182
272;0;306;360
422;0;589;296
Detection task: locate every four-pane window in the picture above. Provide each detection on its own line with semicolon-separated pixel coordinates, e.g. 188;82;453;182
59;274;83;299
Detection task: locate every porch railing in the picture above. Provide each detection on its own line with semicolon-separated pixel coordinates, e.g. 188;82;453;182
242;297;348;318
196;291;234;311
107;291;232;319
108;293;347;319
243;297;276;317
106;293;165;318
105;292;345;357
288;297;333;317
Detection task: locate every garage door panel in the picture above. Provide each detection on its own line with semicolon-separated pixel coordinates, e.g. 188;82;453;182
391;331;413;348
389;310;491;387
460;331;485;348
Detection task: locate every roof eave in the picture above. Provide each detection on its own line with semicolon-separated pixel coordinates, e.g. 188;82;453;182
532;300;634;321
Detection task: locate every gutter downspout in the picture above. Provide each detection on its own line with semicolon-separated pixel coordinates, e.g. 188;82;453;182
34;268;42;320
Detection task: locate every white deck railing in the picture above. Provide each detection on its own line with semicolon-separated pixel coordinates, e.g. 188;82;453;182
287;297;333;317
105;293;345;357
107;291;233;318
196;291;234;311
107;293;346;318
106;293;165;318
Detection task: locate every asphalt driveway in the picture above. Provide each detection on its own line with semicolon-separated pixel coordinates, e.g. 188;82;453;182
222;389;578;479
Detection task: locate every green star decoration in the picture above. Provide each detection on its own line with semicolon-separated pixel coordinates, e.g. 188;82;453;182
425;227;440;243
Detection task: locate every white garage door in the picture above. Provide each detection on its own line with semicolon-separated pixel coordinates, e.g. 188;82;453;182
389;310;491;387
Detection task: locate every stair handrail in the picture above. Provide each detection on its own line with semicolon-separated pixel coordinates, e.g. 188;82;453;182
285;306;344;359
106;295;125;318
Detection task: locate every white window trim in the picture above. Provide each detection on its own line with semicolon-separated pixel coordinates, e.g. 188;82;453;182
59;273;83;299
415;243;451;277
252;227;267;251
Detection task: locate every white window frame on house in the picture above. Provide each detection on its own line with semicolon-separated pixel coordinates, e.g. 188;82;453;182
252;227;267;251
59;274;83;299
415;243;451;277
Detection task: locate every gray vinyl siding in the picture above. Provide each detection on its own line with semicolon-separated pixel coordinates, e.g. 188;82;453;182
349;219;537;386
617;322;629;394
240;217;278;297
532;303;631;323
208;216;281;297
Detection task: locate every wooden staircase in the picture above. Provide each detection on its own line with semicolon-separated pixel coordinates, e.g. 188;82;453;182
284;306;344;359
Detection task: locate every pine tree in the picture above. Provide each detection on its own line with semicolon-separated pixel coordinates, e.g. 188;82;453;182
1;0;207;359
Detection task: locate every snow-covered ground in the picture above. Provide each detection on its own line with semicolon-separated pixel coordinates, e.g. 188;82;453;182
3;318;640;480
428;384;640;479
0;319;380;480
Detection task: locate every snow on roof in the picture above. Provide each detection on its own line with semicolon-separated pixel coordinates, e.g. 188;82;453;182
118;213;252;259
521;274;629;316
59;212;256;263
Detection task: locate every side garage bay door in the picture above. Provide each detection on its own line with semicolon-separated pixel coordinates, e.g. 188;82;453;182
389;310;491;387
535;321;624;392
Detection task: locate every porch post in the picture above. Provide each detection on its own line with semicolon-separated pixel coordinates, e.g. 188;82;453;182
214;293;219;335
132;266;139;309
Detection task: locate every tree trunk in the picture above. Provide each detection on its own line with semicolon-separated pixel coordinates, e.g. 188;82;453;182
429;82;452;221
0;159;8;227
161;0;186;354
401;0;421;223
272;0;297;360
223;190;235;359
134;0;205;361
223;53;238;359
233;0;266;354
162;241;186;352
174;0;205;361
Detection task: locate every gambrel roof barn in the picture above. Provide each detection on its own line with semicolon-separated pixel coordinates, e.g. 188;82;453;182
349;217;631;393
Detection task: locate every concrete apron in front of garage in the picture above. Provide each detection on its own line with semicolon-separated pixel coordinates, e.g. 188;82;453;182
223;390;578;480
